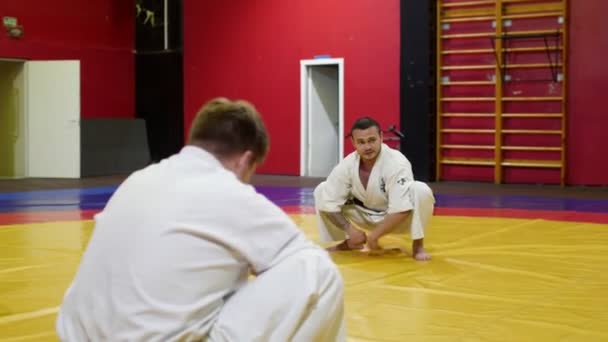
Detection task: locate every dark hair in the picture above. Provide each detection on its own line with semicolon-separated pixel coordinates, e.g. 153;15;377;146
350;116;381;136
188;97;269;164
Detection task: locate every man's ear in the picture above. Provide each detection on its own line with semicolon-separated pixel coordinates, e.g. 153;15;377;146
234;150;257;183
237;150;255;169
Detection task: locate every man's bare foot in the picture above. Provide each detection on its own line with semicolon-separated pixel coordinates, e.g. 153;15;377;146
412;239;431;261
327;239;363;251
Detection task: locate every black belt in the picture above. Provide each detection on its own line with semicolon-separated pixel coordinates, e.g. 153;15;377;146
344;197;383;213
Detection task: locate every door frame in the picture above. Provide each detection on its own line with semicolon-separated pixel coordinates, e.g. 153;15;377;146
300;58;344;177
0;58;27;178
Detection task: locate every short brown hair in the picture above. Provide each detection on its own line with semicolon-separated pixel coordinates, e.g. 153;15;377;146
350;117;381;136
188;97;269;164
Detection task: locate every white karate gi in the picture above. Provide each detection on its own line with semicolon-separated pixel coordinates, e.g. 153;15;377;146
56;146;345;342
314;143;435;243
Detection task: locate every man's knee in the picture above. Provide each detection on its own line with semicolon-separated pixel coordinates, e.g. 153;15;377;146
313;182;324;198
309;250;344;314
320;252;343;290
313;183;325;210
413;181;435;203
295;248;343;292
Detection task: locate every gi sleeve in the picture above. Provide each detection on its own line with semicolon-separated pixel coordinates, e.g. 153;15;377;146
385;162;415;214
223;185;318;275
314;161;352;213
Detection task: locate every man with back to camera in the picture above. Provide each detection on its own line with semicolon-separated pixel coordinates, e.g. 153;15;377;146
314;117;435;261
56;98;346;341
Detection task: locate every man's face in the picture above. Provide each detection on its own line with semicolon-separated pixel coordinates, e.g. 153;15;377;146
351;126;382;163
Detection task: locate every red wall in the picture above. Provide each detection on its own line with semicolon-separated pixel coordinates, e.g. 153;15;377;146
567;1;608;185
0;0;134;119
183;0;400;175
0;0;604;184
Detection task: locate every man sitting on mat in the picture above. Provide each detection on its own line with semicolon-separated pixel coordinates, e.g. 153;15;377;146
56;98;346;341
314;117;435;261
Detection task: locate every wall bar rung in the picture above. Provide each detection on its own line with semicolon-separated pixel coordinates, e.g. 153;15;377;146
503;63;562;69
441;158;496;166
502;129;562;134
503;97;562;101
502;11;562;20
502;113;563;118
503;0;549;3
442;65;495;70
442;129;496;134
442;144;495;150
442;81;495;85
497;29;563;38
441;97;496;101
501;159;562;168
443;48;494;55
442;32;495;39
502;146;562;151
443;8;495;19
441;15;495;23
504;47;562;53
442;113;495;117
503;0;564;4
442;1;496;8
504;3;564;15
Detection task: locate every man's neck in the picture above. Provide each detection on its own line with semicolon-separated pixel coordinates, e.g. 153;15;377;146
359;158;376;172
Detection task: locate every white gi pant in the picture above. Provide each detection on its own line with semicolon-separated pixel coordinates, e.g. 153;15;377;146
314;181;435;243
208;248;346;342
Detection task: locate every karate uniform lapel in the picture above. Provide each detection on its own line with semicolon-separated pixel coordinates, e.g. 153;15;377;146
363;145;385;210
351;154;367;203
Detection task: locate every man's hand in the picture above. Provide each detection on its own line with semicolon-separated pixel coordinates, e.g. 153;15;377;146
321;211;366;245
321;211;368;250
366;231;382;250
346;226;367;247
327;226;367;251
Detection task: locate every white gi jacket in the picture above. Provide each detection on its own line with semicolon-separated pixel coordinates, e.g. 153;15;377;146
56;146;345;342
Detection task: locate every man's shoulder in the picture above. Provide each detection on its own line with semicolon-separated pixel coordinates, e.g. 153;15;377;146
341;151;359;164
381;146;409;162
379;146;412;175
330;151;357;175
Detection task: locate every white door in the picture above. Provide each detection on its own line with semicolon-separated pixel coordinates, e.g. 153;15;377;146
307;65;339;177
26;60;80;178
